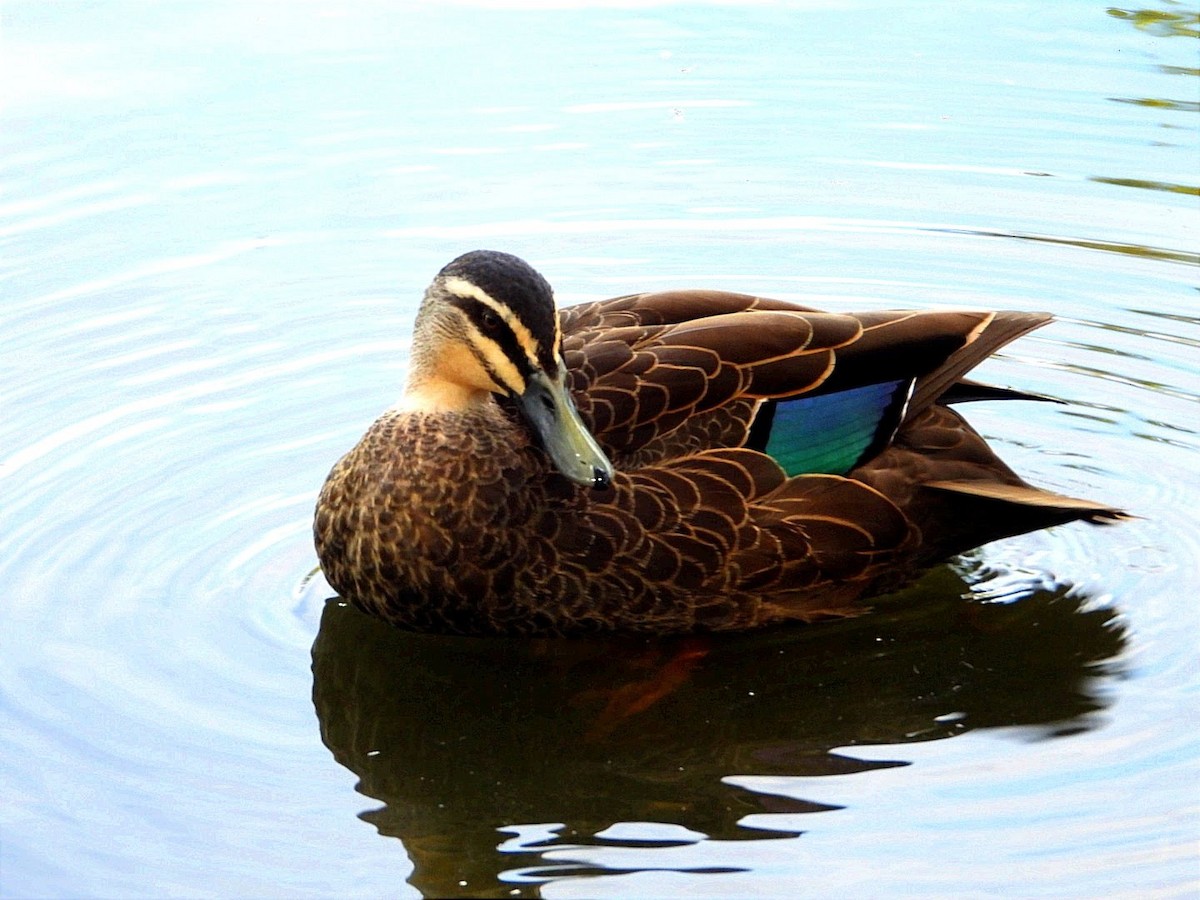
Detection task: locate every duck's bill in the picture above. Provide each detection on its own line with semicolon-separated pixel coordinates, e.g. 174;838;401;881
516;369;614;490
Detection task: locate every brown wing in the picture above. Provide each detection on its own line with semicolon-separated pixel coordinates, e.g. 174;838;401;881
560;290;1016;466
589;447;921;628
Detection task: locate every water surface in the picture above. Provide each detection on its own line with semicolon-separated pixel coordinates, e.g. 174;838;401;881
2;2;1197;897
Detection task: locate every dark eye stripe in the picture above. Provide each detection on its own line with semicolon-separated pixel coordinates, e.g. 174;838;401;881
537;339;559;377
450;296;535;378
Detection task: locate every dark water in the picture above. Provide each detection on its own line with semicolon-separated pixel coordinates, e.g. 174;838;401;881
2;2;1197;897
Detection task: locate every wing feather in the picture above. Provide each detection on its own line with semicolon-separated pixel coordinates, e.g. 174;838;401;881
562;291;1007;464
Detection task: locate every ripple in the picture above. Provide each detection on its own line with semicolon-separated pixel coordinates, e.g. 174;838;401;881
4;215;1197;898
3;6;1198;891
0;253;408;766
0;254;420;891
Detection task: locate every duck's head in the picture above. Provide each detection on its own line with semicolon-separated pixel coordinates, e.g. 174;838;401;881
403;250;613;491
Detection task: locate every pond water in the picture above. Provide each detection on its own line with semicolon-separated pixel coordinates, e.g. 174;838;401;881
2;1;1197;897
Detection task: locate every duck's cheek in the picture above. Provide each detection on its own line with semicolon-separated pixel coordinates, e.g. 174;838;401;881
436;342;511;395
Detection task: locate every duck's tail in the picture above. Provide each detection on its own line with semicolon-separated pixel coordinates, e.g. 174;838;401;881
907;310;1051;420
924;479;1127;526
853;404;1129;565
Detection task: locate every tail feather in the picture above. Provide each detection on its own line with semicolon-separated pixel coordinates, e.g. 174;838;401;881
909;312;1052;420
925;480;1129;525
940;379;1061;405
853;404;1128;565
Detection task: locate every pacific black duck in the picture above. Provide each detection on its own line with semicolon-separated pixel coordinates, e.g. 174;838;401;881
314;250;1123;634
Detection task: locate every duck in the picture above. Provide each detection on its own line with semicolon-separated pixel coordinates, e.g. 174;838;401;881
314;250;1124;635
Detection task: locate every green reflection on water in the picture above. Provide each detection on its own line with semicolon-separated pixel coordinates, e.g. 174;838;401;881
1090;176;1200;196
1008;234;1200;265
312;567;1125;898
1107;5;1200;38
933;227;1200;266
1109;96;1200;113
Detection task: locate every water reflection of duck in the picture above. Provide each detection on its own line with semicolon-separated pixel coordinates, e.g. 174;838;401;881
314;250;1124;635
311;570;1126;898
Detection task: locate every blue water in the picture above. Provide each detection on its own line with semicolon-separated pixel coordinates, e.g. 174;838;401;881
2;2;1197;897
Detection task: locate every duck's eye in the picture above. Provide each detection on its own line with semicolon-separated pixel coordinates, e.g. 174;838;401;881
479;309;502;334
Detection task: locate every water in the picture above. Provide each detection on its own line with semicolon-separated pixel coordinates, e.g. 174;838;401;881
2;1;1197;897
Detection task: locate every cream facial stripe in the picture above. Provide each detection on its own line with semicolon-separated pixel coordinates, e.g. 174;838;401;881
469;320;527;395
552;304;562;362
443;276;543;372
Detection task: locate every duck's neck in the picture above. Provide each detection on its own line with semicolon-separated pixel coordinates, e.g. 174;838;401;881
398;331;507;414
395;372;495;415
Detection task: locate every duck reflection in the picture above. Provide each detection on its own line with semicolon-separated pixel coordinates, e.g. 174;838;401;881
311;564;1125;898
